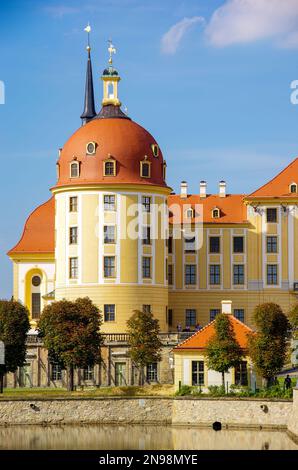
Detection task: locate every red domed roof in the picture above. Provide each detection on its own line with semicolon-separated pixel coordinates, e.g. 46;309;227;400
54;117;168;189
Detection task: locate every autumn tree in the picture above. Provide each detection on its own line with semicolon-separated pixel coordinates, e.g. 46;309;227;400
289;304;298;363
127;310;162;385
206;313;243;388
248;303;290;387
0;300;30;393
38;297;102;391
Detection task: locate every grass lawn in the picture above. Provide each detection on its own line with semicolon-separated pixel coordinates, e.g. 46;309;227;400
0;384;175;400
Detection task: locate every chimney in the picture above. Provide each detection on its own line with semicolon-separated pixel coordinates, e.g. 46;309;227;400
219;180;226;198
200;180;207;199
180;181;188;199
221;300;232;314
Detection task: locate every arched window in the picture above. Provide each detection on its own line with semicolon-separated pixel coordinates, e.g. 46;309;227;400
140;157;151;178
103;157;116;176
31;275;41;320
290;183;297;193
70;161;79;178
212;208;220;219
108;82;114;99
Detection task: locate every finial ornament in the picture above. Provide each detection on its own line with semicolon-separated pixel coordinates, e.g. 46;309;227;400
108;39;116;65
84;23;91;51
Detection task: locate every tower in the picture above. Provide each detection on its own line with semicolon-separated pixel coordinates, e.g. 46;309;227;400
53;42;171;332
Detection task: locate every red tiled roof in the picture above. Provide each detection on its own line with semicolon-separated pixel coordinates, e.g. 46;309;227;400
248;157;298;198
174;315;254;351
168;194;247;224
8;198;55;255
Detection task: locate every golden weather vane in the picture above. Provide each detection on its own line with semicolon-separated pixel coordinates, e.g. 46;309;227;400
108;39;116;65
84;23;91;51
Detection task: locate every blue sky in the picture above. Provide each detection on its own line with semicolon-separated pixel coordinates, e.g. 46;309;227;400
1;0;298;298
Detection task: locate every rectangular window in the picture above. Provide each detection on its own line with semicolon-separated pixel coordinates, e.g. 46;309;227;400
146;363;158;382
185;265;196;285
168;236;173;254
83;366;94;381
143;304;151;314
104;304;115;322
104;256;116;278
233;264;245;285
69;196;78;212
168;308;173;327
184;236;196;253
233;236;244;253
69;257;78;279
235;361;248;386
142;196;151;212
210;309;220;322
267;236;278;253
209;236;220;253
141;161;151;178
168;264;173;285
209;265;220;285
142;226;151;245
267;264;278;285
51;363;62;381
69;226;78;245
266;208;277;223
103;195;116;211
142;257;151;278
31;293;41;320
192;361;204;386
234;309;245;323
185;309;196;327
104;225;115;244
104;161;115;176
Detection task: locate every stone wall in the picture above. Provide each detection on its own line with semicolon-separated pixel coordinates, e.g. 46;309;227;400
0;398;173;426
287;389;298;440
173;398;291;429
0;396;296;434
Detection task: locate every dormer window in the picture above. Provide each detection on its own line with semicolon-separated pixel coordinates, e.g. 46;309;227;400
212;208;220;219
86;141;97;155
140;157;151;178
151;144;159;157
290;183;297;193
70;161;80;178
163;161;167;180
186;208;194;219
103;156;116;176
56;163;60;180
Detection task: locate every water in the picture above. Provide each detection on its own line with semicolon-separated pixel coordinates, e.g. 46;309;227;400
0;425;296;450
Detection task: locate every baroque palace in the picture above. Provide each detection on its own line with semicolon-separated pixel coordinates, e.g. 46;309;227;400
6;41;298;388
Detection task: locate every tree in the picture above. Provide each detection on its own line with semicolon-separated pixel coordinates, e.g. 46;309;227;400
205;314;243;388
127;310;162;385
248;303;290;387
38;297;102;391
0;300;30;393
289;304;298;363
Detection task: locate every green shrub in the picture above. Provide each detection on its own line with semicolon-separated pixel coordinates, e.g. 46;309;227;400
175;385;192;396
208;385;226;396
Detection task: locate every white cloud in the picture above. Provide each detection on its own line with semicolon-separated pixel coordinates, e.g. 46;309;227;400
44;5;79;18
205;0;298;48
161;16;204;55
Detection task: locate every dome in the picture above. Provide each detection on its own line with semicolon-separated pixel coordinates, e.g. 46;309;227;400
54;117;167;188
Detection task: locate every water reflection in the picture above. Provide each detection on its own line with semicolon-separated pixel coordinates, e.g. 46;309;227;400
0;425;296;450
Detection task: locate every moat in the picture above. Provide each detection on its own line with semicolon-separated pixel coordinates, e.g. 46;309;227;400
0;424;297;450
